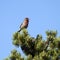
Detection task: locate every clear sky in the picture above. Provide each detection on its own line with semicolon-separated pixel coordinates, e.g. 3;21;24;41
0;0;60;60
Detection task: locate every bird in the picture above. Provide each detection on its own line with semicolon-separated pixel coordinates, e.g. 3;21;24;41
18;18;29;32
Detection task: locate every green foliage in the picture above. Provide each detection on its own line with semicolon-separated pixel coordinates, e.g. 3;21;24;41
5;49;24;60
5;29;60;60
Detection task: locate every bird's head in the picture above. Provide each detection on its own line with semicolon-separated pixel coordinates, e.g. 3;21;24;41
24;18;29;24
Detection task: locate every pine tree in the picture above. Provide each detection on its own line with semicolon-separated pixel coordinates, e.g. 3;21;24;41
5;29;60;60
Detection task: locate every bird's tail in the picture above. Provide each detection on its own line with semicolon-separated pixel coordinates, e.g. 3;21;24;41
17;29;21;32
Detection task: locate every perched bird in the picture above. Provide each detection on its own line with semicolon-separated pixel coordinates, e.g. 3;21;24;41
18;18;29;32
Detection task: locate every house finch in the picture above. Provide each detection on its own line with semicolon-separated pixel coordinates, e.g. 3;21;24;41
18;18;29;32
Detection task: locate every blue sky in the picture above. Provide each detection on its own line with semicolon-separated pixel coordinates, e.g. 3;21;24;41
0;0;60;60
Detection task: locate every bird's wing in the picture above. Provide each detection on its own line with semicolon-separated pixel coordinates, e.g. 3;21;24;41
20;23;23;28
18;23;23;32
